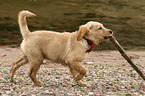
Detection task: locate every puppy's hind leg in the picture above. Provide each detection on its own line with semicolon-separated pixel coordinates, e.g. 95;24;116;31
8;55;28;82
28;57;43;86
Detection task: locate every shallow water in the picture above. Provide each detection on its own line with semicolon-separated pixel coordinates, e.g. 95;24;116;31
0;0;145;50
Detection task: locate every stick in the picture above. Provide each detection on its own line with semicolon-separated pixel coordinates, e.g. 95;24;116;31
110;36;145;80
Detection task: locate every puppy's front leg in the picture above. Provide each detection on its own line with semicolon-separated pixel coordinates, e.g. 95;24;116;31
69;62;91;87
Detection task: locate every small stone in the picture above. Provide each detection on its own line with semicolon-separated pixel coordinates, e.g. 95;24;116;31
88;92;94;96
85;62;94;65
125;93;133;96
67;93;74;96
5;91;11;94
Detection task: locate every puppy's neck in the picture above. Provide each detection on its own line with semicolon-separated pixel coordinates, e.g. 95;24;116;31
83;37;94;53
79;37;94;53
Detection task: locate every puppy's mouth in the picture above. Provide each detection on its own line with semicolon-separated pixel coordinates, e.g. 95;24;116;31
104;34;113;40
104;31;113;39
104;36;111;39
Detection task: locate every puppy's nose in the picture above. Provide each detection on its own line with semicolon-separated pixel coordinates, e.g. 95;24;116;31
109;30;113;34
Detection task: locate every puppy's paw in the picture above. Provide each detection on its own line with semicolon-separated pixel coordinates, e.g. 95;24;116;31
35;81;45;87
77;80;91;87
8;73;15;83
9;78;15;83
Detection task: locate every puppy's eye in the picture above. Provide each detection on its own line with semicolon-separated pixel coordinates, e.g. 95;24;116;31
98;27;102;30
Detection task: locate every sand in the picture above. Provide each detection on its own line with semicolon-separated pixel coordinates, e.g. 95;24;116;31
0;47;145;95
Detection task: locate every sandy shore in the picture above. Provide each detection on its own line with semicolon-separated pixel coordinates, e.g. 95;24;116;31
0;47;145;67
0;47;145;95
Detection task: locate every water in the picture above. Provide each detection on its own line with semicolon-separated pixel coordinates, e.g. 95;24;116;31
0;0;145;50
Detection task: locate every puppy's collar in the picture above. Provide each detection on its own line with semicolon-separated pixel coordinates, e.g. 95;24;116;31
83;37;94;53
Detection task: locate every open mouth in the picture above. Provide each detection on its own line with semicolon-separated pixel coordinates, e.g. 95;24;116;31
104;31;113;39
104;36;112;39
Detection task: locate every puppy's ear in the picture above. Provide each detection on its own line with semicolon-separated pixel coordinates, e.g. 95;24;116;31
77;25;88;41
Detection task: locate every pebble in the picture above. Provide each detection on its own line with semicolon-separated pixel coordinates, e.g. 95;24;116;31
0;61;144;95
88;92;94;96
85;62;94;65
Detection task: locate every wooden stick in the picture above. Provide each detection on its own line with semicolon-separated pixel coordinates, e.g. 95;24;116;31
110;36;145;80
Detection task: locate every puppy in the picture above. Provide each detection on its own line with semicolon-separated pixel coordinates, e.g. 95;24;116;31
8;10;112;86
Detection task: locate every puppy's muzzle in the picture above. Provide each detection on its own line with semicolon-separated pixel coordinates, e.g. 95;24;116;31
104;30;113;39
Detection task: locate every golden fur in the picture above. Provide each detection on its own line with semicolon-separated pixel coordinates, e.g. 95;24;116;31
9;10;112;86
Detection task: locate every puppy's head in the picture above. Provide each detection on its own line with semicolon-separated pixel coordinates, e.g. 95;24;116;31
77;21;113;45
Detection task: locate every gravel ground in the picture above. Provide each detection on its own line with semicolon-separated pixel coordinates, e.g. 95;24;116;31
0;47;145;96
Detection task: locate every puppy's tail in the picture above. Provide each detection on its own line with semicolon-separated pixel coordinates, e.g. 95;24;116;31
18;10;36;39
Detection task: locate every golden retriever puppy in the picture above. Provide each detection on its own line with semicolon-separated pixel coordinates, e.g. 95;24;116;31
8;10;113;86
